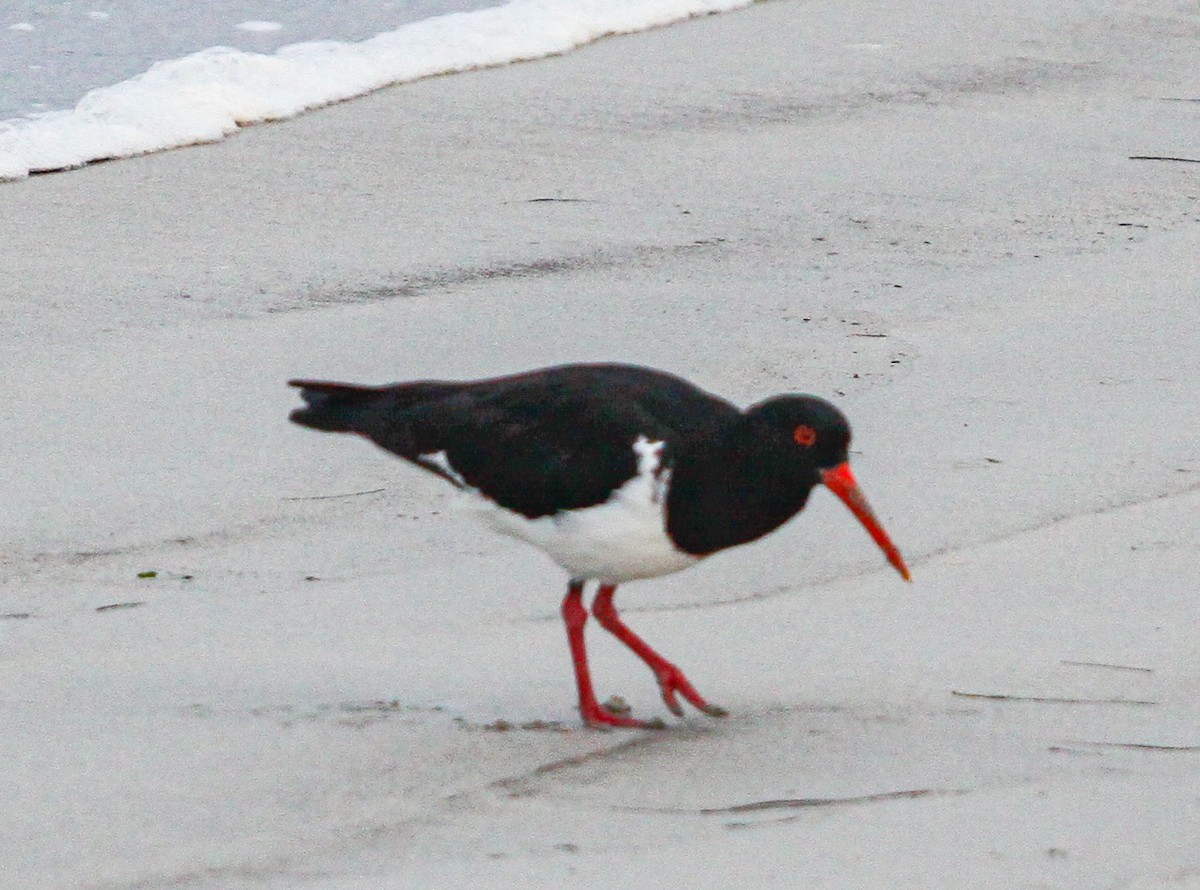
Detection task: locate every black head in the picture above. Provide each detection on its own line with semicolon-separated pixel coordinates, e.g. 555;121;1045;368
744;394;852;473
744;394;910;580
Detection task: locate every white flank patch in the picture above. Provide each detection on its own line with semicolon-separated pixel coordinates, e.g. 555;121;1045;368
418;450;467;487
476;436;699;583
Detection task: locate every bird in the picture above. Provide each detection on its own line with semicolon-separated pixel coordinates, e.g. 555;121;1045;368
288;362;910;729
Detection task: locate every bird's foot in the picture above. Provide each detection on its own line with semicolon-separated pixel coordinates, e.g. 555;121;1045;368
579;697;667;730
654;664;728;719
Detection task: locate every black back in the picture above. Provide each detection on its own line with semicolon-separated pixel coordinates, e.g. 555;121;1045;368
290;364;738;519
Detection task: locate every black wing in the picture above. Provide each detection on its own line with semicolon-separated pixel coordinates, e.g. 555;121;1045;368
290;364;739;518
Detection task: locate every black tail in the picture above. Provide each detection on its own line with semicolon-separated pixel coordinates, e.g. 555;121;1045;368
288;380;385;433
288;377;461;436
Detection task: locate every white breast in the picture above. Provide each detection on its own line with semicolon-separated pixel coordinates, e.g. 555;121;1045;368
445;436;701;584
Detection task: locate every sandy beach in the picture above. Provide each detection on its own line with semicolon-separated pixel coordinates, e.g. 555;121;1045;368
2;1;1199;887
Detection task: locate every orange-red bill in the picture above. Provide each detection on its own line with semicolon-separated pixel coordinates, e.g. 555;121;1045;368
820;462;911;581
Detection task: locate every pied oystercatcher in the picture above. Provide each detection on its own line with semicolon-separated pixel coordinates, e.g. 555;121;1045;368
289;363;909;728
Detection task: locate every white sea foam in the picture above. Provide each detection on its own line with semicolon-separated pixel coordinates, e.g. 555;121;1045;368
235;21;285;33
0;0;751;181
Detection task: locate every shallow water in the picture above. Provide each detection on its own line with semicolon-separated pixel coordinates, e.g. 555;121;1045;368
1;0;498;118
0;0;751;180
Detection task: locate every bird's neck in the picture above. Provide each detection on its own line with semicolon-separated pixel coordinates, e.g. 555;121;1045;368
665;422;818;556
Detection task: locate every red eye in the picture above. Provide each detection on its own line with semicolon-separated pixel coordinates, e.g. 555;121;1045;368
793;425;817;447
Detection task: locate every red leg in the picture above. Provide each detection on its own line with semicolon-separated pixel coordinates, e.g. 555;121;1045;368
592;584;727;719
562;580;664;729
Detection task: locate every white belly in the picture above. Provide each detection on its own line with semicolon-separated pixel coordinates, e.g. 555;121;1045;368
478;492;699;583
461;437;701;583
